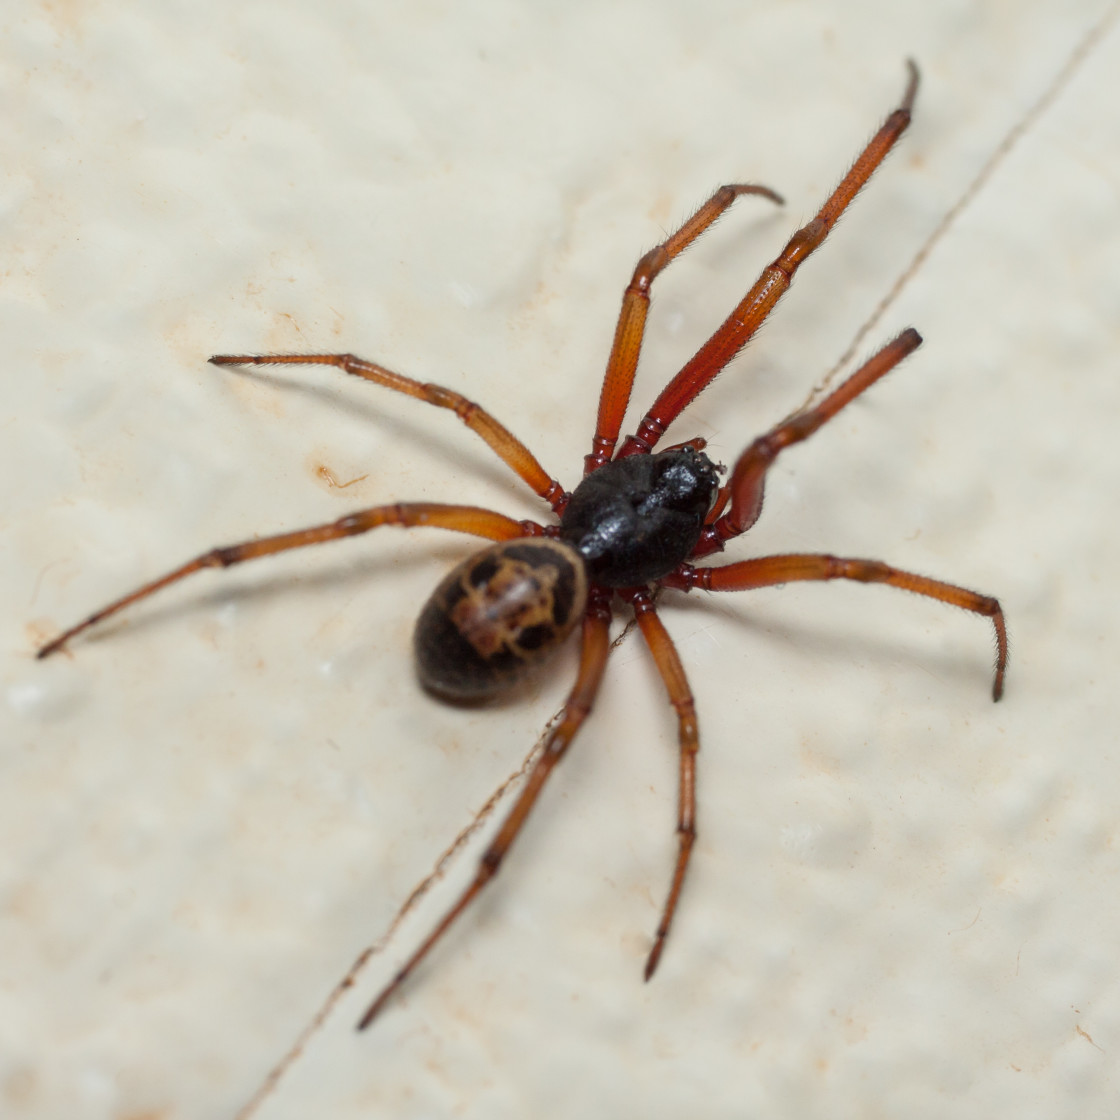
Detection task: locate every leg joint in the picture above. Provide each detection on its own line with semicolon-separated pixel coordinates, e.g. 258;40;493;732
630;246;668;293
977;595;1002;617
209;547;238;568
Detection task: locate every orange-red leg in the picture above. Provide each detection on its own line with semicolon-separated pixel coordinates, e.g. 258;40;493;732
662;553;1007;701
586;184;783;473
38;504;536;658
619;61;919;457
693;328;922;555
210;352;568;511
357;590;613;1029
625;589;699;980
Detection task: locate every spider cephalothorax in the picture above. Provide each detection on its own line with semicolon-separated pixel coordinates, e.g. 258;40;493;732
559;445;721;585
37;61;1007;1031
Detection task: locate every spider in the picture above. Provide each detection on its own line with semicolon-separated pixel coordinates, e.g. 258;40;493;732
38;61;1007;1031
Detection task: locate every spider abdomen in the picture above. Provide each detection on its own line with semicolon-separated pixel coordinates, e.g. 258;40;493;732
559;446;720;586
414;538;589;700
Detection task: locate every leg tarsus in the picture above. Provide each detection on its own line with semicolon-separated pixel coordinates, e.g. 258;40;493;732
643;825;695;982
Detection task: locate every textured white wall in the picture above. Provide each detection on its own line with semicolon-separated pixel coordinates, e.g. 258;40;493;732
5;2;1120;1118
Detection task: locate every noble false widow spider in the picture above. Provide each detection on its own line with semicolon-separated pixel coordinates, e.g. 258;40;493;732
38;61;1007;1029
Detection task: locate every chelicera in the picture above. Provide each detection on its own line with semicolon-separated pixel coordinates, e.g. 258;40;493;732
38;62;1007;1029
